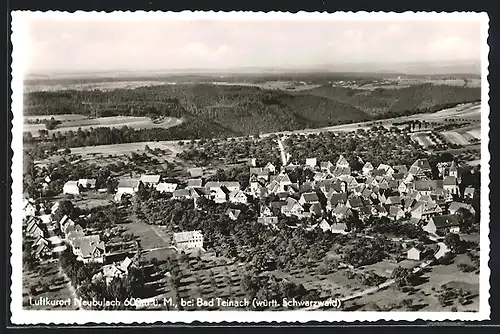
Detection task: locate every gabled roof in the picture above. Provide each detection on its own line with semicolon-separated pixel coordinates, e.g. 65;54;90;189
328;192;348;206
412;158;432;171
64;180;79;187
362;162;374;170
309;202;323;216
301;192;319;203
389;206;404;216
432;214;460;228
187;179;203;188
118;178;140;189
348;197;364;208
386;196;402;205
226;208;242;219
320;161;334;168
188;167;203;178
414;180;444;191
448;201;474;213
173;230;203;243
140;174;161;184
443;176;457;186
156;182;178;192
173;189;191;197
336;155;349;166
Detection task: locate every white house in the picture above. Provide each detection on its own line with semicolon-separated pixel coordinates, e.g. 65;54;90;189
305;158;317;169
362;162;374;176
336;155;350;168
173;230;204;251
117;179;141;195
140;174;161;187
156;182;178;193
229;190;248;204
407;245;425;261
63;181;80;195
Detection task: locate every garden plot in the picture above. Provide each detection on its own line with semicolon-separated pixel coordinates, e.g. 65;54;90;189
24;116;182;138
441;131;471;146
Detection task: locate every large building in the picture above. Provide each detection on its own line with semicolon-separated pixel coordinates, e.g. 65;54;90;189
173;231;204;251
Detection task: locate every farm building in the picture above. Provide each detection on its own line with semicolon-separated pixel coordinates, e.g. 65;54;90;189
448;201;476;215
117;179;141;194
205;181;240;193
156;182;178;193
63;181;80;195
407;245;425;261
423;214;460;235
173;230;204;251
72;235;105;263
140;174;161;187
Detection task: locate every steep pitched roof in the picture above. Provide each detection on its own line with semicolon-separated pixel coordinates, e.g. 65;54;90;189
432;214;460;228
336;155;349;166
301;192;319;203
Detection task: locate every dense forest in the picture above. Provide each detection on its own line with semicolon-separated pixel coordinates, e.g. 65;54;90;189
300;83;481;116
24;83;481;143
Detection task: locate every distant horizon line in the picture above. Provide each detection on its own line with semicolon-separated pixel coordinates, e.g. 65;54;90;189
26;59;481;76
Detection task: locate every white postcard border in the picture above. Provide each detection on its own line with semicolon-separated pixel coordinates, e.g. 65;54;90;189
10;10;491;324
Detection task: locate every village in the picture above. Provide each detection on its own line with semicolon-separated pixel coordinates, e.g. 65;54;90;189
22;127;481;311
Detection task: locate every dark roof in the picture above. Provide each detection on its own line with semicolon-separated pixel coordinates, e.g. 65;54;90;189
301;192;319;203
432;214;460;228
412;159;432;171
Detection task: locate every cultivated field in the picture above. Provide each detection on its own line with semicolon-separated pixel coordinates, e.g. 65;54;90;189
24;81;178;93
442;131;473;146
24;116;183;137
67;140;184;157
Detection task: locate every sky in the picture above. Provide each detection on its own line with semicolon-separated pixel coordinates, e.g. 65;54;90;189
23;18;483;72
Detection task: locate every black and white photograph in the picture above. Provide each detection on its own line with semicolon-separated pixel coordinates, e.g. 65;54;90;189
10;11;490;324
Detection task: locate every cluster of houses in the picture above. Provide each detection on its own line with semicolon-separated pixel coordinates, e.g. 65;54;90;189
24;199;67;259
23;198;107;264
249;157;475;237
109;156;476;241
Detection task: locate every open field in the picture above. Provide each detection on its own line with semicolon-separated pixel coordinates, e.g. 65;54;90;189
67;140;184;157
24;80;178;93
211;80;322;91
24;116;183;138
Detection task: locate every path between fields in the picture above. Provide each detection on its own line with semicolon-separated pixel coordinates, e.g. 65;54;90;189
299;236;449;311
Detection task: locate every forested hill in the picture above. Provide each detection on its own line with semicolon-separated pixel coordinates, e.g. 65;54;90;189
24;84;370;135
300;83;481;116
